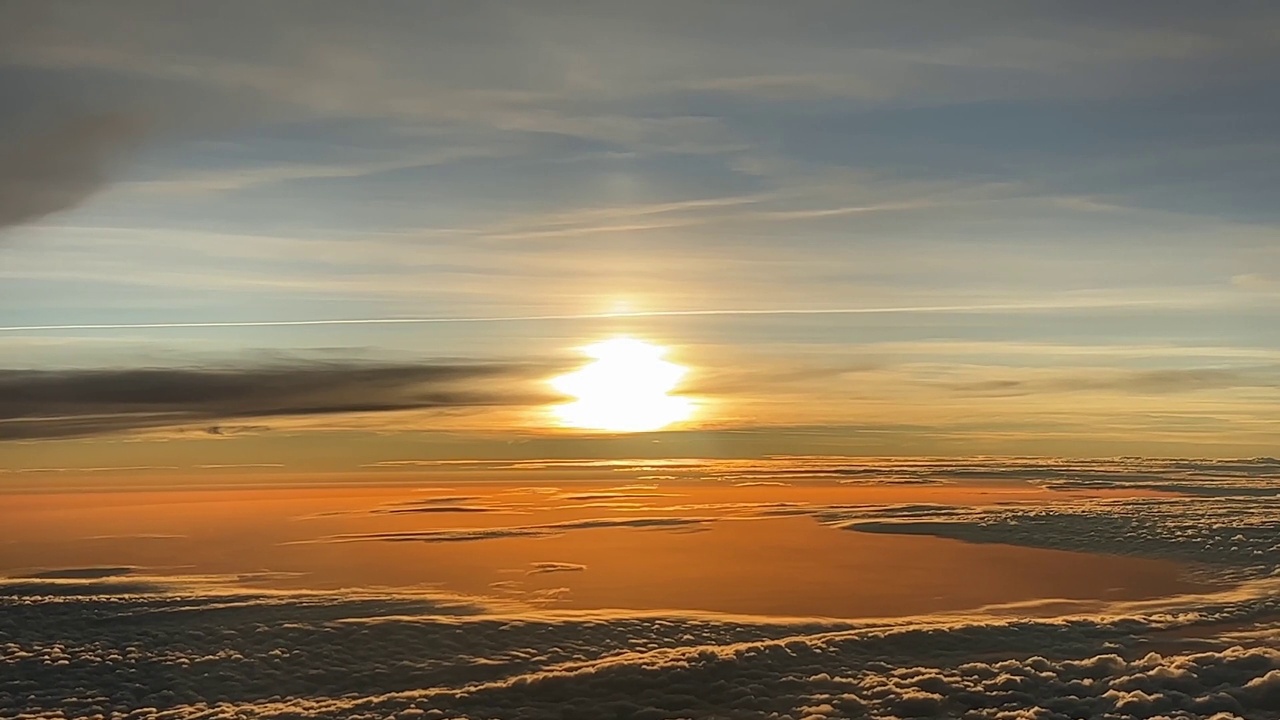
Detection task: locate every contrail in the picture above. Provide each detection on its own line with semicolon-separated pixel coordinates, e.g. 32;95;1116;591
0;299;1164;333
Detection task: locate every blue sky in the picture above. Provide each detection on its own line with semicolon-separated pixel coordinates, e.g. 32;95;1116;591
1;1;1278;462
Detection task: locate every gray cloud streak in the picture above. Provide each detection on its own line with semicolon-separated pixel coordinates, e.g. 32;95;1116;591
0;362;543;440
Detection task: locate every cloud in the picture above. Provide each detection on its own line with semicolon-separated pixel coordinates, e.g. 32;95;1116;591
385;495;486;505
194;463;285;469
375;505;509;516
304;516;719;544
2;571;1279;719
946;366;1280;397
814;494;1280;583
365;495;528;516
20;566;138;580
82;534;186;541
338;456;1280;496
556;492;684;501
5;488;1280;719
0;113;145;237
0;578;166;597
0;361;546;440
1232;273;1280;292
526;562;587;576
656;455;1280;495
0;465;180;474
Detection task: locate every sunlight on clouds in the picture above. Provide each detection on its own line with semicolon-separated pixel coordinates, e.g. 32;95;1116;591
550;338;694;432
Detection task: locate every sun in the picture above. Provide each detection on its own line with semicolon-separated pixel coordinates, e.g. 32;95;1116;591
550;338;694;432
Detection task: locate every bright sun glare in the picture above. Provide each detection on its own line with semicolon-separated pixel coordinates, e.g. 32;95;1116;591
551;338;694;432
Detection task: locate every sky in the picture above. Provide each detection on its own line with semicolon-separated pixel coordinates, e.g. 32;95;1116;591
2;0;1279;468
5;6;1280;720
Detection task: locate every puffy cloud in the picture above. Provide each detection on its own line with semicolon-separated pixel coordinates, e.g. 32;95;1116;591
7;474;1280;719
814;495;1280;583
2;572;1279;719
0;361;547;440
5;456;1280;717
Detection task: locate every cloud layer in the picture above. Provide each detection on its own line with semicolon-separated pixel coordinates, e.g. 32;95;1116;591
821;495;1280;585
5;455;1280;717
2;573;1278;719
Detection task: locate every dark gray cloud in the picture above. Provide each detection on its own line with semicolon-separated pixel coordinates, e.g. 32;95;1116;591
20;566;137;580
0;361;545;440
0;113;145;236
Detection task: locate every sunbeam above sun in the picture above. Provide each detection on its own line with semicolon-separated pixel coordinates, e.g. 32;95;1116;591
550;338;694;432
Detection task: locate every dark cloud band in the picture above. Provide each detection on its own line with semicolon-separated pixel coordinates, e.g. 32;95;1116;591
0;362;544;440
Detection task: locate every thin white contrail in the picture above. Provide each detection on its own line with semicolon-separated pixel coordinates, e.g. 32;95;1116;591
0;299;1164;333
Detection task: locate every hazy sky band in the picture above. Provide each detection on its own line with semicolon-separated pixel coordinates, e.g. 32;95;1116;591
0;298;1188;333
